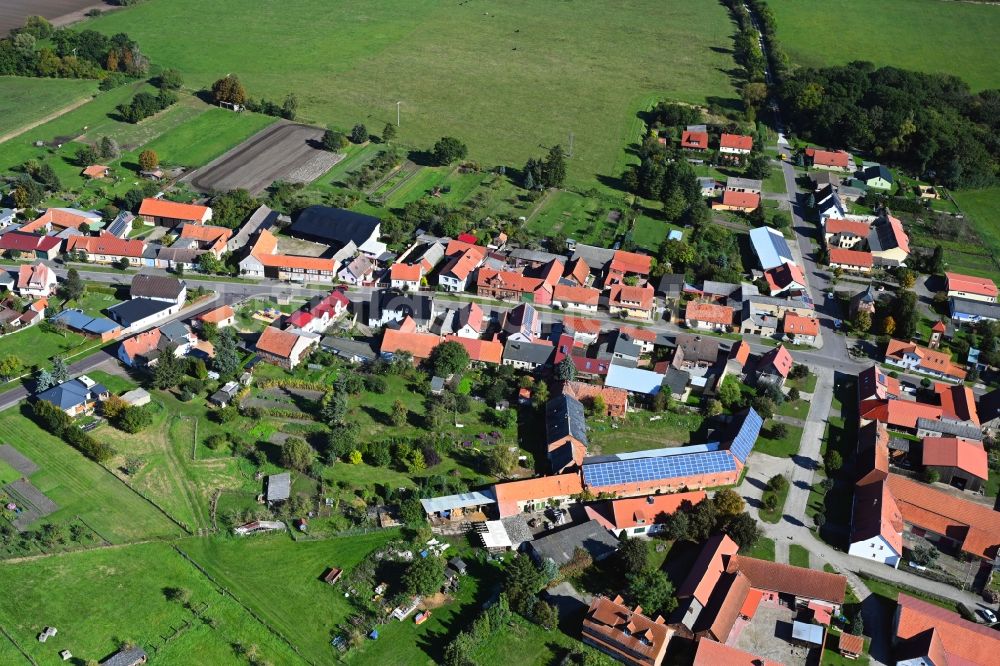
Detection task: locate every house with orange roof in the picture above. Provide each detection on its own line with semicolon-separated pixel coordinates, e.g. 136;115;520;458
138;198;212;227
255;325;317;369
389;261;424;290
719;133;753;156
178;224;233;258
380;325;441;362
884;339;966;382
582;595;674;666
856;421;890;487
492;473;584;518
711;189;760;212
239;229;336;282
763;262;807;295
893;593;1000;666
552;283;600;312
805;148;852;172
945;271;997;303
562;380;628;418
684;301;733;332
828;247;873;273
16;262;57;298
693;640;783;666
922;437;988;492
606;250;651;286
564;257;591;287
857;364;901;402
117;328;163;367
65;234;147;266
438;241;487;292
451;302;484;339
849;477;904;567
477;261;562;306
934;382;979;424
681;129;709;152
887;473;1000;561
609;284;655;320
20;207;103;234
195;305;236;329
858;398;945;435
756;345;793;386
584;490;706;537
783;312;820;346
443;334;503;365
562;315;603;344
823;217;871;249
82;165;109;179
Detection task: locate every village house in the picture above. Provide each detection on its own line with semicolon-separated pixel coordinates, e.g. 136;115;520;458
824;218;870;249
177;224;232;258
681;126;709;151
762;262;807;296
828;247;874;273
552;283;600;312
718;133;752;157
380;324;442;363
884;339;966;382
35;375;109;417
893;593;1000;666
0;232;62;261
477;260;562;306
756;345;794;387
65;235;147;266
106;211;135;238
366;289;436;330
492;474;584;518
389;262;424;290
921;436;988;492
437;240;487;292
118;328;165;367
711;189;759;212
337;254;375;285
82;164;110;179
783;312;820;346
451;302;484;339
527;519;619;567
255;325;318;369
581;595;674;666
502;339;553;371
502;303;541;343
562;380;628;418
288;205;384;257
195;305;236;329
858;163;893;190
608;284;655;320
239;229;337;282
130;274;186;306
605;250;651;287
545;394;589;473
20;207;102;234
684;301;733;332
16;262;57;298
138;198;213;227
945;272;997;303
868;213;910;266
805;148;853;172
585;491;707;538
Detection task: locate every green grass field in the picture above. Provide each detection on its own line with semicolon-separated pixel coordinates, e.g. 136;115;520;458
953;187;1000;278
0;541;306;665
0;410;182;542
83;0;739;185
0;325;90;370
0;76;98;138
788;543;810;568
753;423;803;458
588;411;707;455
768;0;1000;91
744;535;775;561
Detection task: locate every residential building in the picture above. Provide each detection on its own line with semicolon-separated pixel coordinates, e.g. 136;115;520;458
858;163;893;190
828;247;873;273
684;301;733;332
921;437;988;492
681;128;709;151
16;262;56;298
503;302;541;343
950;296;1000;324
195;305;236;329
177;224;232;257
763;262;807;296
445;334;503;365
581;595;673;666
35;375;109;417
0;232;62;260
155;247;204;271
893;593;1000;666
805;148;852;172
606;250;652;286
756;345;794;386
138;198;212;226
711;189;759;212
477;260;562;306
849;477;903;567
65;234;147;265
20;207;102;234
608;284;655;320
562;380;628;418
389;261;424;290
868;213;910;266
255;325;317;369
118;328;163;366
337;254;375;285
502;339;553;371
288;205;384;256
545;394;588;473
692;640;780;666
526;519;619;567
884;339;966;382
130;274;186;306
655;274;685;302
585;491;706;537
438;241;487;292
106;211;135;238
725;176;762;194
366;289;436;329
452;302;484;338
380;326;441;362
719;133;752;156
824;218;870;249
239;229;336;282
748;226;795;271
492;474;583;518
783;312;820;346
945;272;997;303
552;283;600;312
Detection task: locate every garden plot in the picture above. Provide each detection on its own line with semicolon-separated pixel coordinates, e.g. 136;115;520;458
184;121;342;194
5;479;59;531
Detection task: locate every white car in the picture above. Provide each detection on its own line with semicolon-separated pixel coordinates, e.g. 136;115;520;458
977;608;998;624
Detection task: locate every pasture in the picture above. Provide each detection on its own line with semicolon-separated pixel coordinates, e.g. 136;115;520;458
0;76;96;139
0;540;306;665
768;0;1000;91
82;0;739;185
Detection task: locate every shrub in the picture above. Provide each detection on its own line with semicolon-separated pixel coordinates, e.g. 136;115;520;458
204;434;228;451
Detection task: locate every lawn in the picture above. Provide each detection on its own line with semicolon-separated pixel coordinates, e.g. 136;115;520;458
0;540;306;665
768;0;1000;91
83;0;740;186
0;324;91;370
856;573;957;612
85;369;138;395
588;410;708;455
758;480;789;525
0;76;97;138
753;423;803;458
953;187;1000;280
788;543;810;568
776;398;808;419
787;371;818;393
64;287;124;319
0;409;182;543
744;535;775;562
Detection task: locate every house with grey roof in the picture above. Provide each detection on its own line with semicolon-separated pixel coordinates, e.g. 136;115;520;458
502;340;553;371
526;519;619;567
916;418;982;441
35;375;109;417
130;273;186;305
546;394;589;472
725;176;762;194
266;472;291;505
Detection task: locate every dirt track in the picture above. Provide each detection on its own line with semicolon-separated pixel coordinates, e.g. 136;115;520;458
0;0;104;35
184;121;342;195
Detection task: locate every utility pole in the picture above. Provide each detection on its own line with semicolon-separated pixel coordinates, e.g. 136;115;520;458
397;101;401;127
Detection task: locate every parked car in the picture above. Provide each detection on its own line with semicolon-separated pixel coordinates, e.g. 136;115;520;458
977;608;998;624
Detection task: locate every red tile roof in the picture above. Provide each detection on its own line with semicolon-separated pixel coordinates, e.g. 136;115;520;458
858;398;943;429
857;421;890;486
806;148;851;169
882;214;910;254
720;133;753;151
443;335;503;365
730;340;751;365
885;339;966;380
380;327;441;361
935;382;979;424
851;477;904;556
82;165;108;178
609;250;652;276
286;311;313;328
837;633;864;656
257;253;336;271
887;473;1000;559
21;208;94;233
565;257;590;286
65;234;146;258
896;593;1000;665
255;326;301;358
693;639;784;666
563;316;603;336
16;262;53;290
685;301;733;326
390;262;423;282
946;272;998;298
725;555;847;604
493;474;584;517
553;283;600;306
825;218;871;236
763;262;806;292
179;224;232;251
681;130;709;150
562;380;628;417
609;284;654;311
678;534;740;605
582;595;672;666
783;312;820;337
760;345;794;378
922;437;989;480
0;231;62;253
139;198;210;221
618;325;657;343
197;305;235;325
829;247;874;268
857;365;900;401
584;491;706;531
718;190;760;210
120;328;161;360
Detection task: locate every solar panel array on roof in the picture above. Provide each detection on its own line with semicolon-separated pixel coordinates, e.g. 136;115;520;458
583;450;736;488
728;408;763;464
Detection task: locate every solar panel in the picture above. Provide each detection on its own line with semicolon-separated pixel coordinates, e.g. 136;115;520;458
728;408;763;464
583;450;736;489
